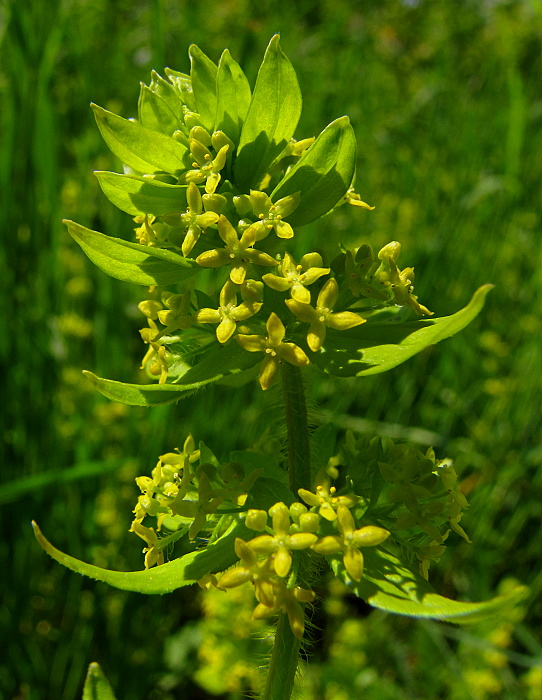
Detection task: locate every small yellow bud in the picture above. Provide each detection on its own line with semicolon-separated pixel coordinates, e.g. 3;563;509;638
299;512;320;533
216;566;252;589
245;509;268;531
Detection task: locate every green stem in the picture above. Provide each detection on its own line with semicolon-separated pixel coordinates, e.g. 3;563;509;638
261;611;302;700
281;363;311;494
260;364;312;700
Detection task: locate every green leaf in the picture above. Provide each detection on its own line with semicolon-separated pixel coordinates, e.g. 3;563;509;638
92;104;188;175
65;220;199;286
84;341;261;406
230;450;286;483
313;285;493;377
148;69;184;120
235;35;302;190
189;44;218;132
271;116;357;227
83;663;117;700
245;477;294;511
165;67;197;112
330;548;528;623
215;49;252;144
310;424;338;476
95;171;188;216
33;518;250;595
138;84;180;135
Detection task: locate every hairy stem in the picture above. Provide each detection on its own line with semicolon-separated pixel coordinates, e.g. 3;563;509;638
281;363;311;494
261;611;302;700
260;365;312;700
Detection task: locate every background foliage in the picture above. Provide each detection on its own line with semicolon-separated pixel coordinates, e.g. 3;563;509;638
1;0;541;698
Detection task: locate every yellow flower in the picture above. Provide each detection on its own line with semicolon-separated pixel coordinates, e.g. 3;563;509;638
298;468;359;521
217;538;276;608
130;521;165;569
262;252;329;304
193;279;263;343
286;278;365;352
246;502;317;577
236;312;309;390
179;129;232;194
196;215;278;285
311;505;389;581
243;190;301;241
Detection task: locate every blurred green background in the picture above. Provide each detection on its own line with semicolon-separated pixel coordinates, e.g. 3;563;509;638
1;0;541;698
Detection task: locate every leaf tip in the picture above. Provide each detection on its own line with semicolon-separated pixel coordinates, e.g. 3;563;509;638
82;370;98;386
267;34;282;52
31;520;46;549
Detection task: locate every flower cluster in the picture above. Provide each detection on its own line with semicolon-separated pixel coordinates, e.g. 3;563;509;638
130;435;261;567
330;432;471;578
213;494;389;639
130;436;394;639
105;45;434;392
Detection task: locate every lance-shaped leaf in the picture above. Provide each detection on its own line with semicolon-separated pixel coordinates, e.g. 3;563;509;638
271;116;357;227
83;663;117;700
92;104;188;175
84;340;262;406
235;35;302;190
189;44;218;132
65;220;198;286
33;518;250;595
330;548;527;623
312;285;493;377
138;83;180;136
147;69;184;120
215;49;252;144
95;172;188;216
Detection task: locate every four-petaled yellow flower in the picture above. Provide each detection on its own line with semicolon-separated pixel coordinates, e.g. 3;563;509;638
196;215;278;284
244;190;301;241
298;470;359;521
194;279;263;343
236;312;309;390
246;502;318;577
286;278;365;352
311;504;389;581
262;252;330;304
217;537;276;609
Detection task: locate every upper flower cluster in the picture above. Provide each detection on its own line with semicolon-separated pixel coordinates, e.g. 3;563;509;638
83;36;432;393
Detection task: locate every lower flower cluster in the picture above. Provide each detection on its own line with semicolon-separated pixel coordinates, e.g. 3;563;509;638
129;431;470;638
208;498;389;638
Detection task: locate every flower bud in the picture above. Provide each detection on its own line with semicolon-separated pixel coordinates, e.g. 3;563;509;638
299;512;320;533
246;509;268;532
352;526;390;547
217;566;252;590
